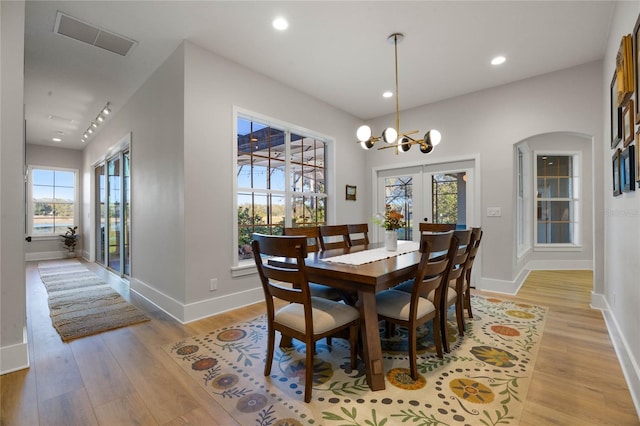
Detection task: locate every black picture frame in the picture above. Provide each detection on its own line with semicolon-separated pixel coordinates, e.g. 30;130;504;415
623;99;634;147
345;184;357;201
634;13;640;124
622;145;635;192
613;148;622;196
610;71;623;148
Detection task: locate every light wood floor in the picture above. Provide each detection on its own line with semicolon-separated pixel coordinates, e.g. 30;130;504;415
1;264;638;425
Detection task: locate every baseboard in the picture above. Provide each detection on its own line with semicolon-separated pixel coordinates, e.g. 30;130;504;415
525;259;592;270
600;301;640;418
25;250;70;261
0;335;29;375
590;291;607;310
129;277;263;324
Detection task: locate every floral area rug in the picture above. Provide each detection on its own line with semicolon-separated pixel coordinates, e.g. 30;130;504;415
163;295;547;426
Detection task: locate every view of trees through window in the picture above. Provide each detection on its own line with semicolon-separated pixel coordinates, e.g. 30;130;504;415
31;168;76;235
432;173;463;225
236;116;326;259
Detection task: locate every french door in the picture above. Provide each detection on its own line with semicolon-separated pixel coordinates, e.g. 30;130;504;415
95;150;130;277
375;160;476;243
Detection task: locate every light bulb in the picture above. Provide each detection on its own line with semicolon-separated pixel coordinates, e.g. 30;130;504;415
430;129;442;146
91;122;98;128
357;125;372;142
97;115;104;122
382;127;397;144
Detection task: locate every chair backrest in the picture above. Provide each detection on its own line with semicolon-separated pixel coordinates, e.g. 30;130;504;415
251;234;312;314
449;229;474;283
283;226;321;253
464;227;483;278
347;223;370;246
419;223;457;232
411;231;458;312
318;225;352;250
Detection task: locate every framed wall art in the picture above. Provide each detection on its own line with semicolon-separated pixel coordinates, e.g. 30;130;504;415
613;148;622;196
610;71;623;148
634;12;640;123
621;145;635;192
616;34;633;107
637;130;640;185
345;184;357;201
623;99;634;147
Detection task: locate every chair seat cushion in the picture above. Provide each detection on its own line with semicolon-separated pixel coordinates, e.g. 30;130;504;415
274;297;359;335
308;283;343;300
375;289;435;321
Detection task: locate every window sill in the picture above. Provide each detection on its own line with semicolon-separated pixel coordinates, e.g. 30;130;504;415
533;244;582;252
231;262;257;278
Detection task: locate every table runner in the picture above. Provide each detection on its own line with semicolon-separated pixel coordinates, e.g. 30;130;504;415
321;240;419;265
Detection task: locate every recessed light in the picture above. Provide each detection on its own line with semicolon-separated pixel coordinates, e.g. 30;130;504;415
272;17;288;31
491;56;506;66
382;91;393;98
52;137;62;142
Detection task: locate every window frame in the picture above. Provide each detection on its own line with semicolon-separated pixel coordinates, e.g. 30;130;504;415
27;165;79;240
516;144;532;258
232;108;332;274
533;150;581;251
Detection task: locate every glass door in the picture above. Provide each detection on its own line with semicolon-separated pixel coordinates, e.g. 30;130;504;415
107;156;121;272
376;161;475;241
95;163;106;266
95;149;131;277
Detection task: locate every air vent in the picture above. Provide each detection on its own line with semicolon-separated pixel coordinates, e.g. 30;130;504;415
54;12;136;56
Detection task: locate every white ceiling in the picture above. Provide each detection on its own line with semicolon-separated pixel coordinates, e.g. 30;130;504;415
24;1;615;150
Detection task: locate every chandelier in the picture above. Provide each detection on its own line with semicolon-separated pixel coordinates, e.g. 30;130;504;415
357;33;441;155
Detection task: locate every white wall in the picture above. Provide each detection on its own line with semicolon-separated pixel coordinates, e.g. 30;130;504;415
83;43;187;313
0;0;28;374
363;61;604;294
24;144;84;260
602;0;640;411
181;41;365;318
80;41;365;322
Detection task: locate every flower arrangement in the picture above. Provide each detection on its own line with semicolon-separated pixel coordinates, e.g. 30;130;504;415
373;204;406;231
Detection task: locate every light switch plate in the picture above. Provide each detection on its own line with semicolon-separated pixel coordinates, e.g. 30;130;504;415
487;207;502;217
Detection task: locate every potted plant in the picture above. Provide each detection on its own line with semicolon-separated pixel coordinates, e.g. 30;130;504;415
60;226;80;257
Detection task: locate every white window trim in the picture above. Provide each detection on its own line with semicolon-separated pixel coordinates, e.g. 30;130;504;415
27;165;79;240
532;150;581;249
516;143;532;258
231;106;333;272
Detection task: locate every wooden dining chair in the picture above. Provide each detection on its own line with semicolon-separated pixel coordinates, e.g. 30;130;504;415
462;227;483;319
443;229;475;348
374;231;457;380
419;223;457;232
318;224;352;250
283;226;344;302
395;229;473;353
347;223;370;246
251;233;360;403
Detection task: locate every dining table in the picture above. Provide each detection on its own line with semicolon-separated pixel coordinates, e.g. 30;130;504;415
270;240;422;391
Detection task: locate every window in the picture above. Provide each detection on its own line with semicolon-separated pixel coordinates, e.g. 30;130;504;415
534;153;580;246
384;176;413;240
432;172;466;225
28;166;77;236
235;114;327;263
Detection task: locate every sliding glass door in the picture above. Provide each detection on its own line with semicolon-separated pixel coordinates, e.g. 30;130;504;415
95;148;130;277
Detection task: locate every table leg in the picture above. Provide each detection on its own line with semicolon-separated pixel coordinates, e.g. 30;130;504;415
358;290;385;391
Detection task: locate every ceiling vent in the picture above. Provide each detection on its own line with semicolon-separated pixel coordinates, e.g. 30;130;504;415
54;12;137;56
